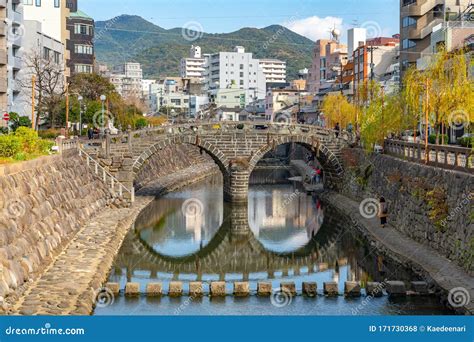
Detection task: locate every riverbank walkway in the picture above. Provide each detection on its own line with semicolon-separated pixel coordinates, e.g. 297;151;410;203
9;162;218;315
324;192;474;315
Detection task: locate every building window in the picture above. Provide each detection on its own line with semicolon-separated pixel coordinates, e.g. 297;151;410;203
74;44;93;55
54;0;60;7
402;0;416;6
35;0;41;6
74;24;93;35
43;47;50;59
402;16;417;28
75;64;93;73
402;39;416;49
54;51;61;64
23;0;33;5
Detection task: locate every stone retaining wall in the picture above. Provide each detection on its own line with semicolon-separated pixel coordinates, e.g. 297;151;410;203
0;151;115;301
0;145;218;309
340;148;473;275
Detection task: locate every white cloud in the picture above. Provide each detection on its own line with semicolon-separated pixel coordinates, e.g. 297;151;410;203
283;16;344;42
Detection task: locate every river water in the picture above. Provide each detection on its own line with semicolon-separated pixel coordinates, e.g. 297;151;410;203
95;174;452;316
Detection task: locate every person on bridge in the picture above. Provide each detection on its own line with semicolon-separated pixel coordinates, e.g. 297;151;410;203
335;123;340;138
378;197;388;228
87;127;93;140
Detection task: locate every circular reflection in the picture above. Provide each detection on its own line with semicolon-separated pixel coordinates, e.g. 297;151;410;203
248;184;324;254
136;179;224;258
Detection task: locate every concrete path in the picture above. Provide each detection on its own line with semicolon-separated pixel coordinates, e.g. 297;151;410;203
325;192;474;315
11;162;218;315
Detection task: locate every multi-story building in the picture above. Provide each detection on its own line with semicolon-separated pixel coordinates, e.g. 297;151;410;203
23;0;71;77
179;45;206;81
67;5;94;75
13;20;64;117
259;58;287;84
109;62;143;99
399;0;470;76
0;0;24;124
307;38;348;94
265;88;303;121
347;28;367;58
353;39;399;99
417;5;474;69
204;46;266;104
149;77;206;115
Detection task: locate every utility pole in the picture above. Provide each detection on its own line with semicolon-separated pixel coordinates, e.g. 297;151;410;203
381;85;385;140
31;75;36;130
425;78;429;164
370;43;375;82
339;62;344;95
65;83;69;138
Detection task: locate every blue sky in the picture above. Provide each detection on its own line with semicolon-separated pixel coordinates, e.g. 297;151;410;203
80;0;399;41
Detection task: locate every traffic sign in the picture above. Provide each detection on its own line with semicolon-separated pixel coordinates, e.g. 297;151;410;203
2;112;9;121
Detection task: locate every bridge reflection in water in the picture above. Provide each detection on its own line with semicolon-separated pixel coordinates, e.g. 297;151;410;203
109;177;410;286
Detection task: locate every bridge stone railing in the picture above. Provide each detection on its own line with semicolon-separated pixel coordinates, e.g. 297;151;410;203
384;139;473;173
106;121;354;149
94;122;354;203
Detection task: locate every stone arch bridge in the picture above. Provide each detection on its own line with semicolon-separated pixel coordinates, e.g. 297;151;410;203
97;122;354;203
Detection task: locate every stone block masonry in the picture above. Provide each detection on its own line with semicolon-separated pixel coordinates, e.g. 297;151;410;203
340;148;473;275
0;152;115;303
1;144;221;315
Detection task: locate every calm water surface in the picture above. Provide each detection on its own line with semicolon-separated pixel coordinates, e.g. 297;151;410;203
95;175;452;315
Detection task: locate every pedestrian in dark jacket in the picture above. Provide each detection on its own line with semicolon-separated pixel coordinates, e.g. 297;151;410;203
378;197;388;228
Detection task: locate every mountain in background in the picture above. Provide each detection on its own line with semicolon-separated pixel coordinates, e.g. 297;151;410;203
94;15;314;80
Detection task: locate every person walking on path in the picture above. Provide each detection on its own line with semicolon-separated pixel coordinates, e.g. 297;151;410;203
87;127;93;140
378;197;388;228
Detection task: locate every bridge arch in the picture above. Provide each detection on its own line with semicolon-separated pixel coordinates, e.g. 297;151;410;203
131;135;231;190
248;134;344;186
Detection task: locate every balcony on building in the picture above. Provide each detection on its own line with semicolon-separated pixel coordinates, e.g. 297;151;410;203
0;77;6;93
0;21;6;36
0;48;6;65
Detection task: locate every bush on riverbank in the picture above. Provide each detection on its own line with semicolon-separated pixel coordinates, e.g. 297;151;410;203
0;127;53;163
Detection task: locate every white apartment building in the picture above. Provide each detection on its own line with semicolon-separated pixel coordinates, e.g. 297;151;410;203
179;45;206;81
0;0;24;123
259;58;286;84
23;0;70;77
204;46;266;104
347;28;367;59
109;62;143;99
12;20;64;117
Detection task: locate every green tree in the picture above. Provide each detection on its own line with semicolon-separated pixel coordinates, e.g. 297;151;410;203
9;112;32;131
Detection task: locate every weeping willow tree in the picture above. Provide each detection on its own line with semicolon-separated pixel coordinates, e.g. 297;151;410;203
426;48;473;143
402;48;474;145
321;93;357;129
402;66;425;140
356;78;410;152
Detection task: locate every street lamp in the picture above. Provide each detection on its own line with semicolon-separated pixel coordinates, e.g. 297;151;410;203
100;94;106;134
78;95;83;136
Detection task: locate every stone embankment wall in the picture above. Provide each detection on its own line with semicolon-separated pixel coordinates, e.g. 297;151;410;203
0;145;217;307
340;148;473;275
134;145;215;190
0;152;115;301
